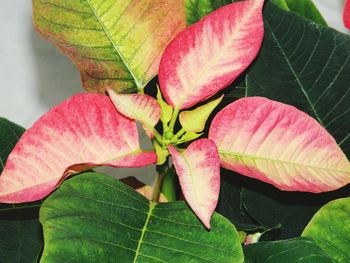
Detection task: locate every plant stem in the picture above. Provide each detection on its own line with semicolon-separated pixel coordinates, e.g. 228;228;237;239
151;172;165;202
174;128;186;139
169;108;180;131
161;170;177;202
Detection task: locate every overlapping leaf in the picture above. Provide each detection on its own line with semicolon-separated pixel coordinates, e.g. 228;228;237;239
159;0;264;109
108;91;161;128
33;0;186;93
246;2;350;157
244;238;335;263
185;0;232;25
169;139;220;228
0;119;43;262
0;94;157;203
40;172;244;263
209;97;350;192
302;197;350;263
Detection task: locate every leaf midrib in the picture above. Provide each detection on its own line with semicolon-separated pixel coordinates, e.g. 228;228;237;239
133;201;155;262
264;18;324;126
219;150;350;173
86;0;143;88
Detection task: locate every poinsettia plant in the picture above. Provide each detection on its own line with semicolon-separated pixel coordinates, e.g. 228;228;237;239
1;0;350;262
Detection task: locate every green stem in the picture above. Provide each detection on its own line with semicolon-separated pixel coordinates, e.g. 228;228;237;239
169;108;180;131
151;172;165;202
174;128;186;139
161;170;177;202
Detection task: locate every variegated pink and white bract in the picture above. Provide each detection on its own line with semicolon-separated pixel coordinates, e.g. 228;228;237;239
169;139;220;228
209;97;350;193
158;0;264;109
344;0;350;29
0;94;157;203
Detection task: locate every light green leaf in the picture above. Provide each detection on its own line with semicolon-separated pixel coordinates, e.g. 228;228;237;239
157;86;173;126
179;96;223;133
177;131;203;144
244;237;335;263
271;0;289;11
302;197;350;263
33;0;186;93
246;2;350;157
185;0;232;25
40;172;244;262
285;0;327;26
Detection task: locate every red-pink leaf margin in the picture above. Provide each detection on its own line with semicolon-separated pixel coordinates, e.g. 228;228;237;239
344;0;350;29
168;139;220;228
209;97;350;193
158;0;264;110
0;94;157;203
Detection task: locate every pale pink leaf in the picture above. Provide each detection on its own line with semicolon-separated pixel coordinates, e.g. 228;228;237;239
107;89;161;129
344;0;350;29
168;139;220;228
209;97;350;193
159;0;264;109
0;94;157;203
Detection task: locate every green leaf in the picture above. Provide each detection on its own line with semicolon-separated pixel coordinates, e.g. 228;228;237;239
40;172;244;262
285;0;327;26
216;171;265;232
244;237;335;263
302;197;350;263
246;2;350;157
0;117;25;173
33;0;186;93
185;0;232;25
0;118;43;263
242;188;323;239
270;0;289;11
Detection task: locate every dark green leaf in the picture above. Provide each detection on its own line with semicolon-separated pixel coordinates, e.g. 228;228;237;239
0;117;25;173
244;237;335;263
302;197;350;263
246;2;350;157
40;172;244;262
216;170;265;232
241;182;350;239
285;0;327;26
0;118;43;263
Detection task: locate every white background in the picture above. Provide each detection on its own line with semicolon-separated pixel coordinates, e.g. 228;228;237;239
0;1;348;182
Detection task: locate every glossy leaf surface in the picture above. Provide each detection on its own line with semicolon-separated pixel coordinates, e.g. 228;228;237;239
209;97;350;192
0;94;157;203
302;197;350;263
169;139;220;228
246;2;350;157
40;172;244;262
159;0;264;109
33;0;186;93
0;119;43;262
244;238;334;263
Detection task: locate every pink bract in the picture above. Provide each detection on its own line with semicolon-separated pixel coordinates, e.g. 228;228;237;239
0;94;157;203
158;0;264;109
169;139;220;228
209;97;350;192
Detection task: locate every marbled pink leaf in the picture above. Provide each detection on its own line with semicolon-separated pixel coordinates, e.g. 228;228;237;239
209;97;350;193
0;94;157;203
344;0;350;29
159;0;264;109
107;89;161;138
168;139;220;228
